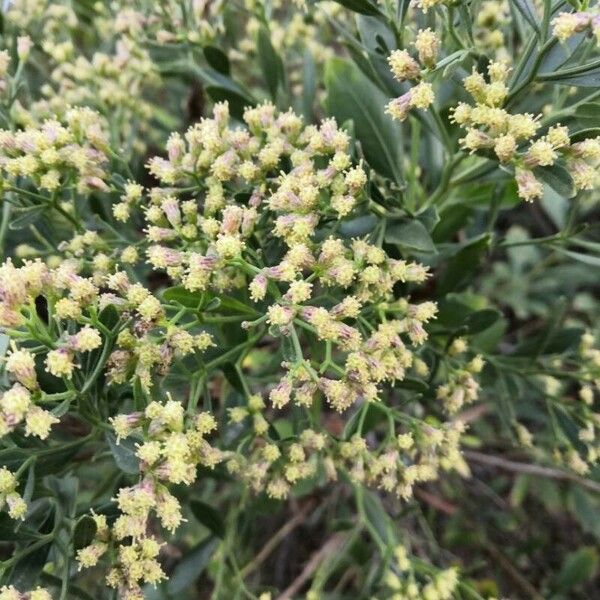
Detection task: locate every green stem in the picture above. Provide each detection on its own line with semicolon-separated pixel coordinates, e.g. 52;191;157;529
506;37;558;107
0;200;11;259
430;107;454;153
423;152;465;207
204;331;264;371
80;336;114;394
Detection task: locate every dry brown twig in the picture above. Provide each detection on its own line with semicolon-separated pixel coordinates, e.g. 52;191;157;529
484;541;545;600
415;488;458;515
464;450;600;494
240;499;316;579
276;533;348;600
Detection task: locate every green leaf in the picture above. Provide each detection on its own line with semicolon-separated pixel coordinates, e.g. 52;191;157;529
554;547;599;592
163;286;203;309
572;238;600;253
395;377;429;393
50;398;72;417
568;487;600;539
152;105;181;130
433;204;474;242
339;214;378;238
416;206;440;231
11;542;51;591
327;13;401;97
205;86;251;121
44;474;78;519
457;4;474;44
538;33;586;73
472;318;507;352
221;363;245;395
216;295;260;316
541;328;585;354
73;515;97;550
539;57;600;87
510;34;539;88
527;295;567;359
464;309;501;334
0;444;81;474
325;58;403;184
436;297;474;328
509;0;540;34
540;185;568;228
0;333;9;359
302;49;317;119
166;536;219;594
193;66;254;103
343;407;362;440
281;336;296;362
257;26;284;101
9;205;47;230
361;490;396;546
332;0;382;16
553;247;600;267
40;575;95;600
190;500;226;538
188;65;254;119
570;127;600;142
430;50;469;77
574;102;600;122
0;513;41;541
106;432;140;474
356;15;395;55
514;326;583;356
397;0;411;23
203;46;230;75
272;418;294;440
385;219;436;253
23;463;35;503
436;235;491;295
343;403;387;439
534;164;575;198
509;474;530;507
204;297;221;312
98;304;119;330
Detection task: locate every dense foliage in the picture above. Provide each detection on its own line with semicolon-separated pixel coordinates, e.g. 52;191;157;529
0;1;599;599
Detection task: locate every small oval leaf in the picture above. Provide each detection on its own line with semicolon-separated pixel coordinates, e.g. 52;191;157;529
190;500;226;538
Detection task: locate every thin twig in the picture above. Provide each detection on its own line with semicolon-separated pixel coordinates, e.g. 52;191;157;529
454;404;490;425
483;542;545;600
415;488;457;515
240;500;315;579
276;533;347;600
464;451;600;494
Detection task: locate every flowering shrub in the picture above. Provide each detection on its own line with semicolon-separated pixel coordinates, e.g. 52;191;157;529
0;1;599;599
